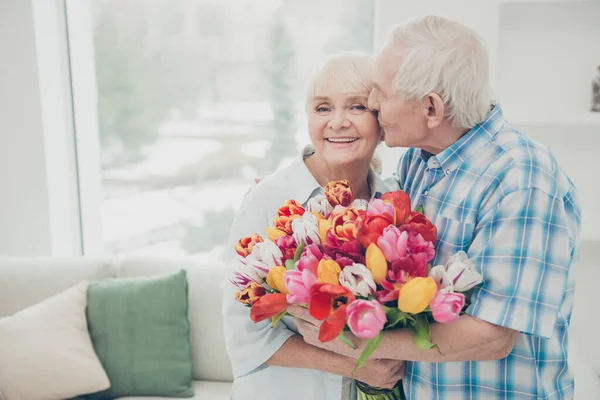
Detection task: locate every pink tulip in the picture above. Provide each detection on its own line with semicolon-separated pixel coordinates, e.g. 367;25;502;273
376;226;409;263
430;291;465;324
367;198;395;219
346;299;386;339
297;244;323;274
284;269;318;304
406;232;435;263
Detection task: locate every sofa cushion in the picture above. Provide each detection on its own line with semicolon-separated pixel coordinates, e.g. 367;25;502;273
86;270;194;399
0;256;116;317
115;256;233;382
115;380;232;400
0;281;110;400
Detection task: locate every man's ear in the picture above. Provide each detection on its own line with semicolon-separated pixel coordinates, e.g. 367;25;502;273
422;93;444;129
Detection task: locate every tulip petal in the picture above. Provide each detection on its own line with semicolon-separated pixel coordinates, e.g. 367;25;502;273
319;304;349;342
250;294;288;323
366;243;388;284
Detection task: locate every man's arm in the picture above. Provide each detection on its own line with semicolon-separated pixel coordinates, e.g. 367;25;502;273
292;307;518;362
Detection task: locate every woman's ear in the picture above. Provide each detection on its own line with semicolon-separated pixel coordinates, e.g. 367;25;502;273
422;93;444;129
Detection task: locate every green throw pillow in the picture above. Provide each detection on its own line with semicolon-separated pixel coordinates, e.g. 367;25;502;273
86;270;194;399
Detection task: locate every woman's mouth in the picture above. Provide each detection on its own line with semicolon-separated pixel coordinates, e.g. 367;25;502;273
325;137;358;143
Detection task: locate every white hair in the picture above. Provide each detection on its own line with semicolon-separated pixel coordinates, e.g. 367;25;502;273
388;15;491;129
306;52;375;102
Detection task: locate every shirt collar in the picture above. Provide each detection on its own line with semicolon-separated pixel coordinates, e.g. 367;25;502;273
420;105;506;173
286;151;389;206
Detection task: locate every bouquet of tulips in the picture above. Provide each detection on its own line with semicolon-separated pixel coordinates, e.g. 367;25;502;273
229;181;483;400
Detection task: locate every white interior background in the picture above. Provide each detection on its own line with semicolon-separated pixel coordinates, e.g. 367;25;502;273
1;0;599;394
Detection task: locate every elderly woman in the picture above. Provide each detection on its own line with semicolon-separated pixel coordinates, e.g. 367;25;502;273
222;53;403;400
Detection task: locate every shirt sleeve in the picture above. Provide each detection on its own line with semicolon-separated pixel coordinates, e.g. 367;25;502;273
465;188;578;339
221;184;295;378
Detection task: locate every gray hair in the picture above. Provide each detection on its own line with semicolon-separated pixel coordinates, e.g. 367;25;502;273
306;52;375;103
388;15;491;128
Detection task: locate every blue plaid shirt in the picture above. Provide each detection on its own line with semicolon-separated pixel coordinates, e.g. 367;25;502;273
395;106;581;399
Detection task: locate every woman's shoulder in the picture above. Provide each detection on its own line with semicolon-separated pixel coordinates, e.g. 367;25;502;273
238;158;306;209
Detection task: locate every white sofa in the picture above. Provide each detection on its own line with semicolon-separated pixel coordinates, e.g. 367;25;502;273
0;255;233;400
1;254;599;399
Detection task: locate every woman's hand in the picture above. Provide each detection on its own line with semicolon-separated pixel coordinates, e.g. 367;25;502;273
351;358;405;389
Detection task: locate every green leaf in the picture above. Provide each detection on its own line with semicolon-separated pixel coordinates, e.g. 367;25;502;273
383;305;411;329
416;204;424;214
271;310;286;328
353;332;383;373
407;314;438;352
285;259;296;270
293;240;305;262
338;331;357;349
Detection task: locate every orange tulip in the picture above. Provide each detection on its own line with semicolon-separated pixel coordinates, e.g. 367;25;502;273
234;234;263;257
324;180;353;207
272;200;305;235
235;282;266;306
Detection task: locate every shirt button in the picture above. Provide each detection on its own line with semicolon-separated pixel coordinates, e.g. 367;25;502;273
423;190;429;196
445;169;451;176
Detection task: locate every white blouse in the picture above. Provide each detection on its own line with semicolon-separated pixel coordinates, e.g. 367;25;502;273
222;154;398;400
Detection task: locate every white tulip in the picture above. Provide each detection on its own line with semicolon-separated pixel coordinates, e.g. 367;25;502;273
339;263;377;297
291;212;321;246
428;251;483;293
244;240;284;279
446;251;483;292
306;194;334;216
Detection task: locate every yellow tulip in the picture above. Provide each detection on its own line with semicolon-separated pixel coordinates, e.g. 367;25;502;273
317;259;342;285
266;266;288;294
318;218;331;244
365;243;387;284
265;227;286;242
398;277;437;314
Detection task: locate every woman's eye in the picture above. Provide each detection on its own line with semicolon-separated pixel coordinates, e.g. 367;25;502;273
316;106;330;113
350;104;367;111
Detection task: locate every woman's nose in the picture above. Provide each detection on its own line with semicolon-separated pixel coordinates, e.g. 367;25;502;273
327;110;350;130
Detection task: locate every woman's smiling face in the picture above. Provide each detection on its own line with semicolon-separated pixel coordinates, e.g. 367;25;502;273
307;91;380;168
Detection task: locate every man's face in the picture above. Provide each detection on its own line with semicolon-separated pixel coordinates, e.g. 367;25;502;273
368;44;428;149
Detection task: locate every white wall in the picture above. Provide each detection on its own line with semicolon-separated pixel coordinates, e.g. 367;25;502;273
497;1;600;119
0;0;53;256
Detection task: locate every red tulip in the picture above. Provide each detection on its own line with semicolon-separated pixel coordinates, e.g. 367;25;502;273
308;283;355;342
380;191;411;226
404;212;438;243
250;293;289;323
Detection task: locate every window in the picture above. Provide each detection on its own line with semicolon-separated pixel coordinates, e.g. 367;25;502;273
71;0;375;262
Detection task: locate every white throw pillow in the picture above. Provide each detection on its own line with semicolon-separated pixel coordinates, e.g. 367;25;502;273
0;281;110;400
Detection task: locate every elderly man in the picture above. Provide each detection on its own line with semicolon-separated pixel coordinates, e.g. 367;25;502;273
294;15;581;399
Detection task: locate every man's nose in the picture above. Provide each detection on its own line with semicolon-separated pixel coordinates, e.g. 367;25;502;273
368;90;379;111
